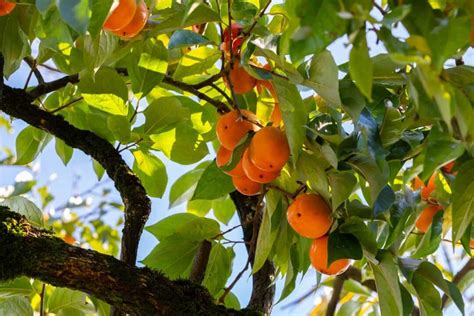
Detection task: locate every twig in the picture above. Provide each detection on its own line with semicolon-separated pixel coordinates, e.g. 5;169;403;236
23;57;44;86
267;184;293;199
50;97;83;114
213;224;243;239
118;138;143;153
39;283;46;316
209;82;233;104
218;258;251;303
373;1;386;16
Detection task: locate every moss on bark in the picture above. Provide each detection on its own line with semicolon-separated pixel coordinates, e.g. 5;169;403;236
0;209;260;316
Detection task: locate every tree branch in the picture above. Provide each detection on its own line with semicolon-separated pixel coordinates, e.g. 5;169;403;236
0;85;150;267
0;208;257;316
326;274;347;316
189;240;213;284
230;191;276;314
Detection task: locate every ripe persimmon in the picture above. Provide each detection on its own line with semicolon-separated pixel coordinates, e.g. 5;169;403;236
287;193;332;239
310;236;350;275
224;61;257;95
0;0;15;16
216;109;259;150
248;126;290;172
421;173;437;201
103;0;137;31
232;175;261;196
270;103;282;127
63;234;76;245
415;204;443;233
216;146;245;177
112;1;148;39
412;174;437;201
242;149;280;183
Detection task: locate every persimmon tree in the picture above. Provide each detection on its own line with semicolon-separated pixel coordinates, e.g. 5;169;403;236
0;0;473;315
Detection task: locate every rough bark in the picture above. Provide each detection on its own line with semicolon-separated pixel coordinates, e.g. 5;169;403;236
0;84;150;267
190;240;213;284
230;192;276;314
0;208;259;316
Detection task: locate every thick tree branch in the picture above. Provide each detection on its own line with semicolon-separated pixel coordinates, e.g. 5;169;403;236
230;191;276;314
0;209;258;316
0;85;150;266
27;69;230;114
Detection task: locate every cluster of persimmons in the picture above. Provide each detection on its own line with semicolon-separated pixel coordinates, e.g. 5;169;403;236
216;23;349;276
412;161;456;233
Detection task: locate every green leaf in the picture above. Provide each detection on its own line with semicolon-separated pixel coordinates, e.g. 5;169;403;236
169;163;209;209
304;50;341;106
0;278;33;299
374;185;395;217
79;68;129;116
132;150;168;198
55;138;73;166
416;262;464;315
421;126;464;181
328;171;357;211
36;0;55;14
202;243;234;296
107;115;131;143
273;76;307;164
382;5;412;28
0;297;33;316
15;126;51;165
0;15;30;77
88;0;113;37
412;273;442;316
253;194;283;273
212;198;236;225
142;98;190;135
427;16;470;71
92;159;105;180
48;287;95;313
191;161;235;201
58;0;90;34
327;231;363;265
379;106;403;147
168;30;211;49
347;154;387;205
339;217;378;255
349;36;373;101
451;160;474;242
146;213;220;242
296;150;330;201
149;123;209;165
0;196;44;227
142;236;200;279
173;46;221;81
127;40;168;98
339;78;366;120
370;251;403;316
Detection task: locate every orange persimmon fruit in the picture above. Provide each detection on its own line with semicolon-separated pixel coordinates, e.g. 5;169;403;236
242;149;280;184
248;126;290;172
103;0;137;31
415;204;443;233
310;236;350;275
232;175;261;196
216;146;245;177
224;62;257;95
287;193;332;239
112;0;148;39
216;109;259;150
